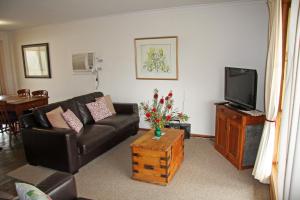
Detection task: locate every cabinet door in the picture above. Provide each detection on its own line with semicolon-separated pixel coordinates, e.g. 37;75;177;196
215;111;227;155
226;119;242;167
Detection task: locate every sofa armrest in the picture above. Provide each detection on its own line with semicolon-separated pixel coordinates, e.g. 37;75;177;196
113;103;138;115
21;128;79;174
37;172;77;200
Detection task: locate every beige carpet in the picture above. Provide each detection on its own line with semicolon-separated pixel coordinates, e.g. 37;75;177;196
75;134;269;200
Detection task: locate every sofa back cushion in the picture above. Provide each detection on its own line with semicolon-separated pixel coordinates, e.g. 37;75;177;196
33;100;80;128
72;92;104;125
86;99;112;122
95;95;116;115
46;107;70;129
75;102;94;125
33;92;103;128
62;109;83;133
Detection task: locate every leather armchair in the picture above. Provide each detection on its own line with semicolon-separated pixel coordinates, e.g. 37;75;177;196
37;172;92;200
0;172;92;200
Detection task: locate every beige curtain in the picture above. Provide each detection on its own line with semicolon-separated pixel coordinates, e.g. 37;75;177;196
278;0;300;198
0;40;7;95
252;0;282;184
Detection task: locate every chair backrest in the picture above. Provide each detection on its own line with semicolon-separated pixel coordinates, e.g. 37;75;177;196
32;90;48;97
0;101;10;124
17;89;30;97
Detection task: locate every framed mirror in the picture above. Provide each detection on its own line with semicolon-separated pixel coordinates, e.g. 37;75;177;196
22;43;51;78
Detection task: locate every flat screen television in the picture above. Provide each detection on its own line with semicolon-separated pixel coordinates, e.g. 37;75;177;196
225;67;257;110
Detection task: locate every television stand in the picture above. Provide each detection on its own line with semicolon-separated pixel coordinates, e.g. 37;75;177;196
214;104;265;169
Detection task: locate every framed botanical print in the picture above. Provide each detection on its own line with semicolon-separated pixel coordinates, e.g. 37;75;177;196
135;36;178;80
22;43;51;78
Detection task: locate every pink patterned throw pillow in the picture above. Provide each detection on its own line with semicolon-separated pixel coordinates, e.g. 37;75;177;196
62;109;83;133
86;98;112;122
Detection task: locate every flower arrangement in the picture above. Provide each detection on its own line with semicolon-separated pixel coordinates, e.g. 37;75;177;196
140;89;189;137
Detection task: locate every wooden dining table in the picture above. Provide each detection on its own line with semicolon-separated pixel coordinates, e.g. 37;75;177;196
0;95;48;150
0;95;49;117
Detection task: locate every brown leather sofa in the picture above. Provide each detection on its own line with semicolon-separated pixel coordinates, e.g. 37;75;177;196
19;92;139;174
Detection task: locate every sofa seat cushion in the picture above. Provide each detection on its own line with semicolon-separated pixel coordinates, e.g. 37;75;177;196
94;114;139;132
77;125;115;155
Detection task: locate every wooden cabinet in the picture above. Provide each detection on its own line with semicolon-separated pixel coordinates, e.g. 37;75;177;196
215;105;265;169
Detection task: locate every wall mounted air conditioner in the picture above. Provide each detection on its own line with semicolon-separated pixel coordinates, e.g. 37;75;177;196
72;52;94;72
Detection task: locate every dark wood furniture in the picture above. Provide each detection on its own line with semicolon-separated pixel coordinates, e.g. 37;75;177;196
0;101;19;146
215;104;265;170
17;89;30;97
32;90;48;97
0;95;48;147
0;95;48;117
131;128;184;185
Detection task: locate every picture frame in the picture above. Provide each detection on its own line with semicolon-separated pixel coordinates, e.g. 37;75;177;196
135;36;178;80
21;43;51;78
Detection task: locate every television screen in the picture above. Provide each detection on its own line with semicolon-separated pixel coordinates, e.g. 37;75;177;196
225;67;257;110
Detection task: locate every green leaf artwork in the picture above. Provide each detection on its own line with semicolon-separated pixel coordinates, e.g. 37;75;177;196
143;48;170;73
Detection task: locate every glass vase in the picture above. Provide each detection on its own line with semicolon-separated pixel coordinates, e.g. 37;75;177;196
155;127;161;138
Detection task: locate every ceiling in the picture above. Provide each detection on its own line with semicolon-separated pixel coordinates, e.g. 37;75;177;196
0;0;260;31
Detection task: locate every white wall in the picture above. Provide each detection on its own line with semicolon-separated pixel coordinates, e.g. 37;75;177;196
11;1;268;135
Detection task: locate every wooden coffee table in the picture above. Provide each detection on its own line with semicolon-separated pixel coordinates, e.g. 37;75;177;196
130;128;184;185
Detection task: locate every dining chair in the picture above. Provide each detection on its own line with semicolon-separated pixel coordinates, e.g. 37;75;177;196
31;90;48;97
17;89;30;97
0;101;18;147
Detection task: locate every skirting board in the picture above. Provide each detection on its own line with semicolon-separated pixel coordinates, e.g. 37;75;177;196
190;134;215;138
138;128;215;138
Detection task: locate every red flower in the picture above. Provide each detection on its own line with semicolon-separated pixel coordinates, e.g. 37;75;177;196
159;98;164;104
152;108;157;112
167;104;172;109
145;112;151;118
168;91;173;97
166;115;172;121
165;96;169;101
155;119;160;123
154;93;158;99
